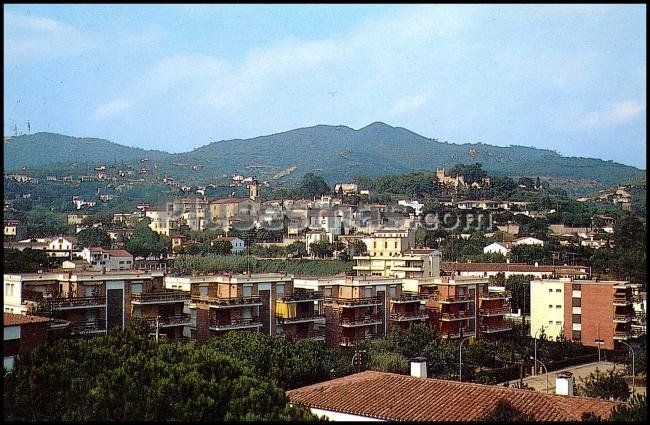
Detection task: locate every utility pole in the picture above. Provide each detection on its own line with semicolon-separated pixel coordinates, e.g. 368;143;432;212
459;336;471;382
619;341;635;396
155;315;160;343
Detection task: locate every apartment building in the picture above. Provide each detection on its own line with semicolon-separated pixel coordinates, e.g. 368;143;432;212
417;276;512;339
4;313;52;370
3;270;167;337
294;276;428;347
166;273;323;342
353;248;441;279
530;278;638;350
360;228;415;257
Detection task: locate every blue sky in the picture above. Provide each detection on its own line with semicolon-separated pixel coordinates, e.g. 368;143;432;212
4;4;646;168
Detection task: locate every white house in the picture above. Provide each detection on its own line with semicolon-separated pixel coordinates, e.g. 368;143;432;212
398;200;424;216
46;236;78;259
512;236;544;246
80;247;134;270
212;236;245;254
483;242;511;256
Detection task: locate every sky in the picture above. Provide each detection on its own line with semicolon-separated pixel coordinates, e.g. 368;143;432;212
4;4;647;168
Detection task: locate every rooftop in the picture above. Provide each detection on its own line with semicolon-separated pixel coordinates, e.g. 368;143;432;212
441;262;588;274
4;313;52;326
287;371;620;421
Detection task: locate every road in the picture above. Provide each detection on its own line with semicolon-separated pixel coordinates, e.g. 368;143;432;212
506;361;645;396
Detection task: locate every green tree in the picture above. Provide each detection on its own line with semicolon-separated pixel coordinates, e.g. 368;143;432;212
76;227;112;249
609;393;647;421
349;240;368;256
125;224;169;259
369;352;409;374
3;249;50;273
210;240;233;255
576;368;630;401
297;173;331;199
3;325;320;421
310;239;333;258
286;241;307;258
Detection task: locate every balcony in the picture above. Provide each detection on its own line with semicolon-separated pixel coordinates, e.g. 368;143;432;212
325;296;382;308
390;265;424;272
479;293;508;300
480;324;513;333
429;294;474;304
43;296;107;310
390;292;428;304
209;317;262;331
340;315;382;327
70;319;106;334
280;328;325;342
192;295;263;308
353;264;386;271
440;311;475;321
339;334;376;347
276;313;325;324
613;331;631;340
389;312;429;322
277;290;324;303
479;306;511;316
137;314;193;327
631;327;645;337
613;296;632;306
613;314;633;323
441;330;476;339
131;290;190;304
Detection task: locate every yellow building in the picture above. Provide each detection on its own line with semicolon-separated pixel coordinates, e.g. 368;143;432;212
361;229;415;257
530;278;569;340
353;249;441;279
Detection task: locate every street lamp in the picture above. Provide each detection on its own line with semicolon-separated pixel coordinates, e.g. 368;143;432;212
618;341;635;396
529;356;549;393
533;326;544;376
459;336;471;382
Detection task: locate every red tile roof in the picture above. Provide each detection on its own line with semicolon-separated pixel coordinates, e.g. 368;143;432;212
4;313;51;326
441;262;588;274
287;371;620;421
107;249;132;257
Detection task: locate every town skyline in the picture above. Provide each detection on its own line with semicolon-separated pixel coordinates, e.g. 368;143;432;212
4;4;647;168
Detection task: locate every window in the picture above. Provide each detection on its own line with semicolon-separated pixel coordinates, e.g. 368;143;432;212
572;314;581;324
572;284;581;291
549;289;553;293
555;289;561;292
572;330;581;341
572;298;581;307
549;320;553;324
384;241;388;249
394;241;398;249
389;286;397;297
556;321;561;325
549;305;553;308
323;287;332;298
556;305;561;309
276;284;285;297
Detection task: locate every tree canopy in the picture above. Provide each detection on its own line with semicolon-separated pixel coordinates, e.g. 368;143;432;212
76;227;112;249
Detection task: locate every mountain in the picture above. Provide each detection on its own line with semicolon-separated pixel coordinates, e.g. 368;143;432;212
3;132;170;169
4;124;645;191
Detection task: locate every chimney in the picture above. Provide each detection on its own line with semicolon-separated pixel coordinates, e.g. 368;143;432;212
534;262;538;267
410;357;427;378
555;372;574;395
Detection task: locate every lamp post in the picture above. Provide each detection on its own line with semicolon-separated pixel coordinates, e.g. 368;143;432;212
618;341;635;396
530;357;549;393
533;326;544;376
459;336;471;382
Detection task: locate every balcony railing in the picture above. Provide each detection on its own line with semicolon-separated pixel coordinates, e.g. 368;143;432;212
339;334;376;346
22;289;47;301
280;328;326;341
479;293;508;300
70;319;106;334
340;315;382;327
631;294;643;303
276;313;325;324
441;330;476;339
613;314;634;322
209;317;262;330
479;306;511;316
440;311;475;321
480;324;513;333
192;295;263;308
429;294;474;303
613;331;631;340
389;312;429;321
131;290;190;304
138;314;193;327
613;297;632;305
277;290;324;303
43;296;106;310
324;296;382;307
390;292;429;303
631;327;645;337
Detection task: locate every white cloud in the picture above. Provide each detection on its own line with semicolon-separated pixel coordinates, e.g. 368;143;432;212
4;11;91;62
390;94;429;117
579;100;645;129
94;99;133;120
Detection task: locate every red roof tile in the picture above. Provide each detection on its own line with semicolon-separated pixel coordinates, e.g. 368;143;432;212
441;262;588;274
287;371;620;421
4;313;51;326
